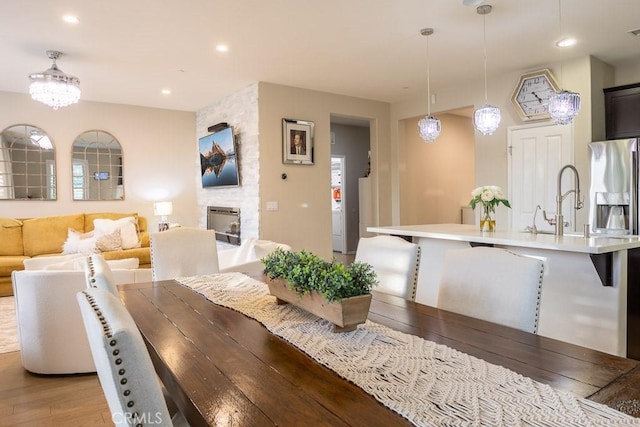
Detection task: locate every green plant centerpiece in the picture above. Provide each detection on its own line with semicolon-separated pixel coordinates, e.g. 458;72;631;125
262;248;377;332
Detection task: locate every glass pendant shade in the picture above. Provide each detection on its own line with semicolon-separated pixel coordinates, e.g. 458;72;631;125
418;115;441;143
28;51;81;110
548;90;581;125
418;28;440;143
474;5;500;136
474;104;501;136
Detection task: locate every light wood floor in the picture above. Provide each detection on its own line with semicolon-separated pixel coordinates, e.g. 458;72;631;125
0;351;111;426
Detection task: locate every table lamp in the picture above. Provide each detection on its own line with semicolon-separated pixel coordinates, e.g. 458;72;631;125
154;201;173;231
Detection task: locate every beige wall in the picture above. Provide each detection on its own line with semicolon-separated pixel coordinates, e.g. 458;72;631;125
257;83;390;259
400;113;475;225
391;55;617;228
0;91;197;230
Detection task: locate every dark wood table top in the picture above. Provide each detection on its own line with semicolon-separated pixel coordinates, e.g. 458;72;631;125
119;278;640;426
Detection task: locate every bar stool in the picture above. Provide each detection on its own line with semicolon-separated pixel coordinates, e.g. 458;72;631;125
437;246;544;333
355;235;420;300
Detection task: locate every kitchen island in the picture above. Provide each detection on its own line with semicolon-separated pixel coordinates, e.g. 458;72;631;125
368;223;640;358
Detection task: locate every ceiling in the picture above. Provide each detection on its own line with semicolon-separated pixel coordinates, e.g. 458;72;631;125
1;0;639;113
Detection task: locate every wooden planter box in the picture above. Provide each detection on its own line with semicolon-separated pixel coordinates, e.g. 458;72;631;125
263;276;372;332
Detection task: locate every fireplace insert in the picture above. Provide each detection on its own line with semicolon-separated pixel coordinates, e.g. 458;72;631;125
207;206;240;245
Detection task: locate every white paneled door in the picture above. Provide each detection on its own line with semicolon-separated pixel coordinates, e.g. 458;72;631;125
508;124;574;233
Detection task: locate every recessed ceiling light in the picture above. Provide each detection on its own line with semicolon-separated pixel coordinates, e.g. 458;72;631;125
216;45;229;52
461;0;484;6
161;89;171;95
62;15;79;24
556;37;577;48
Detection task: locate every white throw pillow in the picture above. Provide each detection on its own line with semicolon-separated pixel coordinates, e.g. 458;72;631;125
93;217;140;250
62;229;98;255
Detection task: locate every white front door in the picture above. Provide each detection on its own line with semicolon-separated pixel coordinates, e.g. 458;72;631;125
507;124;574;233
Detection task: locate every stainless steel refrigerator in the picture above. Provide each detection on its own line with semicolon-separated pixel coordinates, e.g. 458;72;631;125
588;138;639;236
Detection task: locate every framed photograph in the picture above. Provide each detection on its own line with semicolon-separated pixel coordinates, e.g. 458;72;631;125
283;118;314;165
199;126;240;188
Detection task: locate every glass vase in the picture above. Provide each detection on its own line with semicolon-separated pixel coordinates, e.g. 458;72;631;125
480;206;496;232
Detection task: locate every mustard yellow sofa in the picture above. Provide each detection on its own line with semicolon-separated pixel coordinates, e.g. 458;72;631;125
0;212;151;297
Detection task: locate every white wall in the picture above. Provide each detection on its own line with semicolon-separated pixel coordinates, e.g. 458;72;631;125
0;91;197;230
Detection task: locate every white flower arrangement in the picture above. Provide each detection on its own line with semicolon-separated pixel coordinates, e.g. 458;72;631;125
469;185;511;214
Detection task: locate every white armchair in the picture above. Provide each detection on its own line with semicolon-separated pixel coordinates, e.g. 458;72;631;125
11;266;152;374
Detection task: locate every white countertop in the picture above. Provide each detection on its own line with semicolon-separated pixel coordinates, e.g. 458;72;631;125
367;224;640;254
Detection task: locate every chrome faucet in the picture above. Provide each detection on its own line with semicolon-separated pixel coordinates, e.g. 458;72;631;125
544;165;584;236
524;205;541;234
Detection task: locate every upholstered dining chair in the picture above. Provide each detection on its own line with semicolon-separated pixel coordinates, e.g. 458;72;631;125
84;254;119;295
354;235;421;300
76;288;188;426
150;227;219;281
437;246;544;333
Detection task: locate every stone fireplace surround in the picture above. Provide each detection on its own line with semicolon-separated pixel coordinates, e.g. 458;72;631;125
196;83;259;243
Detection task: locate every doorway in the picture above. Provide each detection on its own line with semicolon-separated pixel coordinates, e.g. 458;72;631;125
329;115;371;254
331;156;346;253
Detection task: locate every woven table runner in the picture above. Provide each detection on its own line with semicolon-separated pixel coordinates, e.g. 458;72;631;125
176;272;640;426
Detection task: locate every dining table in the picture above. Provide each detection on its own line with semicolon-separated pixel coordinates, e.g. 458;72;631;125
119;275;640;426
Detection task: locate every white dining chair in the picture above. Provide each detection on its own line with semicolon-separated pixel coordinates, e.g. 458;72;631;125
150;227;219;281
84;254;119;295
76;288;189;426
437;246;544;333
354;235;421;300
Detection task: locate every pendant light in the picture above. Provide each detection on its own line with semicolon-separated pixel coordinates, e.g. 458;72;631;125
548;0;580;125
548;0;581;125
473;4;501;136
28;50;81;110
418;28;441;143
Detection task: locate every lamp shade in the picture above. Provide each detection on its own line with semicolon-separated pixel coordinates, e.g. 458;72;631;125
153;201;173;217
418;115;442;143
474;104;501;136
548;90;581;125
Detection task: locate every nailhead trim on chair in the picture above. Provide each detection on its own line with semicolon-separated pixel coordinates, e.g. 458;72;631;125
87;257;98;288
80;290;138;422
533;264;544;334
410;247;421;301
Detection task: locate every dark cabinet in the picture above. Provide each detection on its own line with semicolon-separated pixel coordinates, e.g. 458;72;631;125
605;83;640;140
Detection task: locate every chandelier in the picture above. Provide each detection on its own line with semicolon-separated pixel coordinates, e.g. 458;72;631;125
548;0;580;125
29;50;81;110
473;5;501;136
418;28;441;143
